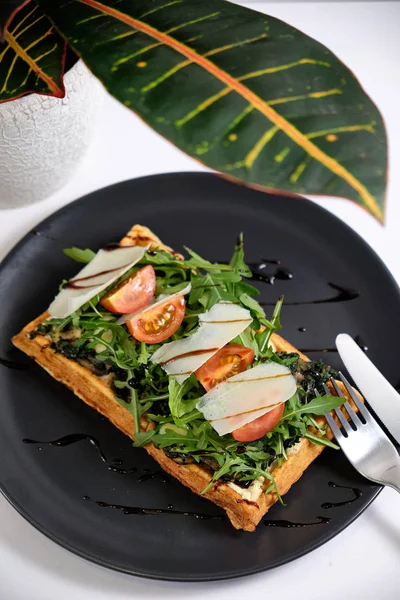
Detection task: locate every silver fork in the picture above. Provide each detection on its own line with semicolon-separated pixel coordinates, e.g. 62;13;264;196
321;372;400;493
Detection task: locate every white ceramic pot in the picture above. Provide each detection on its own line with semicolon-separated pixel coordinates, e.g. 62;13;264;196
0;60;104;208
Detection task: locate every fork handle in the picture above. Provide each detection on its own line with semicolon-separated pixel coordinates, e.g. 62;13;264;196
386;482;400;494
382;464;400;494
387;483;400;494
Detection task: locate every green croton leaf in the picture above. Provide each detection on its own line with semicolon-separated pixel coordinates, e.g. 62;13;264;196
0;0;65;102
0;0;25;36
37;0;387;221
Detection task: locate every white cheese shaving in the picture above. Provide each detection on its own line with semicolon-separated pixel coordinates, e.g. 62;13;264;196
117;283;192;325
196;362;296;435
208;404;282;436
48;245;147;318
228;477;265;502
151;302;252;384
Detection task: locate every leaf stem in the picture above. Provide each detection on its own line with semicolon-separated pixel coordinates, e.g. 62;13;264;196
142;393;170;402
260;295;283;354
131;387;140;435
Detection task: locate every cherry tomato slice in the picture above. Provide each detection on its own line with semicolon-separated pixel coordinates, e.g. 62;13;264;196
195;344;255;391
232;404;285;442
100;265;156;314
126;295;186;344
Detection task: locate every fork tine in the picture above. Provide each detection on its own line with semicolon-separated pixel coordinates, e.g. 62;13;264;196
333;406;352;433
338;372;371;421
323;381;351;433
324;410;345;441
317;386;346;442
329;377;362;427
329;378;342;396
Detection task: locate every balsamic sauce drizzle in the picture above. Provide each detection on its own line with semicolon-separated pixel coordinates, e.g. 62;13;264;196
264;517;331;528
136;469;169;484
0;357;30;370
247;261;293;285
321;482;362;509
103;242;123;251
259;259;281;265
263;482;362;528
23;434;137;475
66;263;132;289
260;282;360;307
219;257;359;305
83;496;224;520
160;348;219;367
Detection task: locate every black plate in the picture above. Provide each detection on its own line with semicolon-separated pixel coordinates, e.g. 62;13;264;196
1;173;399;581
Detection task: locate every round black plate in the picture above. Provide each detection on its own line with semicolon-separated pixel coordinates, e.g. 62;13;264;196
1;173;399;581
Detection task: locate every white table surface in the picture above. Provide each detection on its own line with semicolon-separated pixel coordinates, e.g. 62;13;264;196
1;2;399;598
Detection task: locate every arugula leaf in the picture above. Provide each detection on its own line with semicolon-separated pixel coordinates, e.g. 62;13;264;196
168;376;200;419
303;394;345;415
283;394;345;420
63;247;96;263
184;247;214;269
138;341;149;365
245;450;272;462
234;281;261;297
150;430;199;449
192;272;235;310
210;271;242;282
303;432;340;450
229;233;252;278
202;456;244;494
239;293;265;319
139;249;182;266
113;370;140;433
184;247;233;271
133;430;156;447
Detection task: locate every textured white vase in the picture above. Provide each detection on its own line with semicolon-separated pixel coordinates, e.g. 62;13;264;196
0;60;104;208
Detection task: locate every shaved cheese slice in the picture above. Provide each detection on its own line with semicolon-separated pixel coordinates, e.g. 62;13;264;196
151;302;253;383
117;283;192;325
209;404;282;436
48;245;147;318
196;362;296;435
